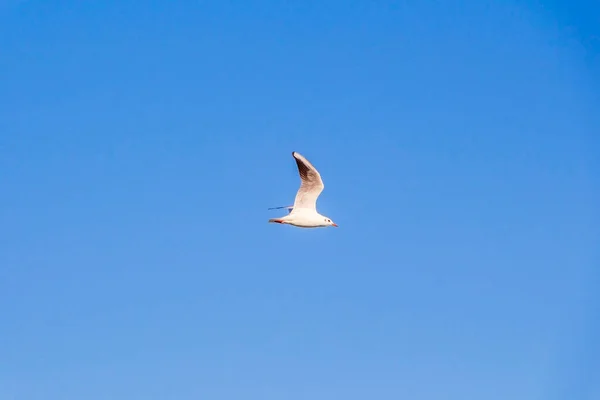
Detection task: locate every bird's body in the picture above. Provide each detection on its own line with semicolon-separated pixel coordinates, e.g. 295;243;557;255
269;208;332;228
268;151;338;229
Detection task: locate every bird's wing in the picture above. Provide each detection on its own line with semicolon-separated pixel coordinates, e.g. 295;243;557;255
268;205;294;214
268;205;294;210
290;151;324;211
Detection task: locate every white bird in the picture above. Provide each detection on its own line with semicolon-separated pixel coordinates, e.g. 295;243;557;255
269;151;338;228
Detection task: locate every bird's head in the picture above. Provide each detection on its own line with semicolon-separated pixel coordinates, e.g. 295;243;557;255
323;217;338;227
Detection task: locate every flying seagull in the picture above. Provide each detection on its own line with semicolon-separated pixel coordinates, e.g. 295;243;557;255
268;151;338;228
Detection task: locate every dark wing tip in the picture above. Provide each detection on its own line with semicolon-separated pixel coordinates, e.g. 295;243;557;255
292;152;310;180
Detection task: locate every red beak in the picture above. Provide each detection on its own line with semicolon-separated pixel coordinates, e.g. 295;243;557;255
332;223;338;227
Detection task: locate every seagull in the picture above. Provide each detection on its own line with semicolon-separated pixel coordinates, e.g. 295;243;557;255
268;151;338;228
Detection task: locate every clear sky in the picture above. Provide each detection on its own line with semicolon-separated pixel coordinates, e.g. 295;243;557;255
1;1;598;399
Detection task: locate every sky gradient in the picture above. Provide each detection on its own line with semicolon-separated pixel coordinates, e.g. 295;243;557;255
1;1;598;399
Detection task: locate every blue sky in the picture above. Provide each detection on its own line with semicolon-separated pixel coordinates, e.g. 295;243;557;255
1;1;598;399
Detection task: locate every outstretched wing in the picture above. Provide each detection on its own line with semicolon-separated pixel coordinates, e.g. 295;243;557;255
291;151;324;211
268;205;294;214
